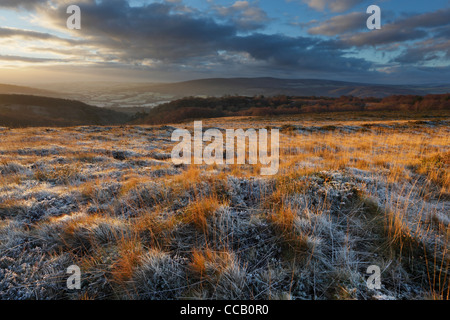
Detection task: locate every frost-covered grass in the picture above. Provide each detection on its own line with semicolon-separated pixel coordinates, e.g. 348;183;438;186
0;112;448;300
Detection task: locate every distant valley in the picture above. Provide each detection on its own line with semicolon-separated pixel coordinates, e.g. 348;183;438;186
1;77;449;127
29;77;450;108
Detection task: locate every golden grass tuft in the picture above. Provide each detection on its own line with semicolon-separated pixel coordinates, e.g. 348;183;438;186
267;207;312;259
189;248;235;280
183;195;224;232
111;240;144;284
132;211;177;249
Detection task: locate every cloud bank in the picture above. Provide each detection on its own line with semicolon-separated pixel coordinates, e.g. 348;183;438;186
0;0;449;84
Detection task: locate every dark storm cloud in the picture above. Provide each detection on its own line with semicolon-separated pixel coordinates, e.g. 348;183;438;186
38;0;370;75
226;33;371;72
45;1;236;61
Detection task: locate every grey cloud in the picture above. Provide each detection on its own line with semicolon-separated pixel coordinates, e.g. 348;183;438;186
0;0;96;10
213;1;270;31
0;54;57;63
226;33;371;73
0;27;82;45
344;26;428;47
374;64;450;85
343;8;450;47
0;0;48;9
395;8;450;30
28;46;98;59
435;25;450;38
394;39;450;64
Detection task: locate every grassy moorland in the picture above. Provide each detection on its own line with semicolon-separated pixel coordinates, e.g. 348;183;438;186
0;110;448;300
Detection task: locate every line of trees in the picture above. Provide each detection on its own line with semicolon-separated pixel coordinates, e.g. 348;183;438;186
134;94;450;124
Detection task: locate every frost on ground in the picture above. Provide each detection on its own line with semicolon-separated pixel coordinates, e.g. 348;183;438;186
0;114;448;300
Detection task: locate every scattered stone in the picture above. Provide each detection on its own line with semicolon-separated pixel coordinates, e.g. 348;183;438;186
112;151;126;161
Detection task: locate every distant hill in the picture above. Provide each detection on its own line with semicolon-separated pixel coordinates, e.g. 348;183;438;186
0;94;129;128
0;84;59;97
20;78;450;107
142;77;450;99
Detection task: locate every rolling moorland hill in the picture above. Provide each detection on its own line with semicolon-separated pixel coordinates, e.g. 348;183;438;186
29;78;450;109
0;84;59;97
133;94;450;125
140;77;450;99
0;94;130;128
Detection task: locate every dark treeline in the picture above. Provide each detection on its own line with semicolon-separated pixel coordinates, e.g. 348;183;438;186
133;94;450;124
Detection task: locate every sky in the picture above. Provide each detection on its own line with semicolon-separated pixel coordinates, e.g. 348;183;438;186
0;0;449;85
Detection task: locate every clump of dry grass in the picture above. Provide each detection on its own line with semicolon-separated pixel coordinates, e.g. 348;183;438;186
266;207;314;260
35;164;81;184
187;248;247;299
40;214;129;255
183;196;225;232
127;249;186;300
417;151;450;195
111;240;144;284
132;211;177;249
